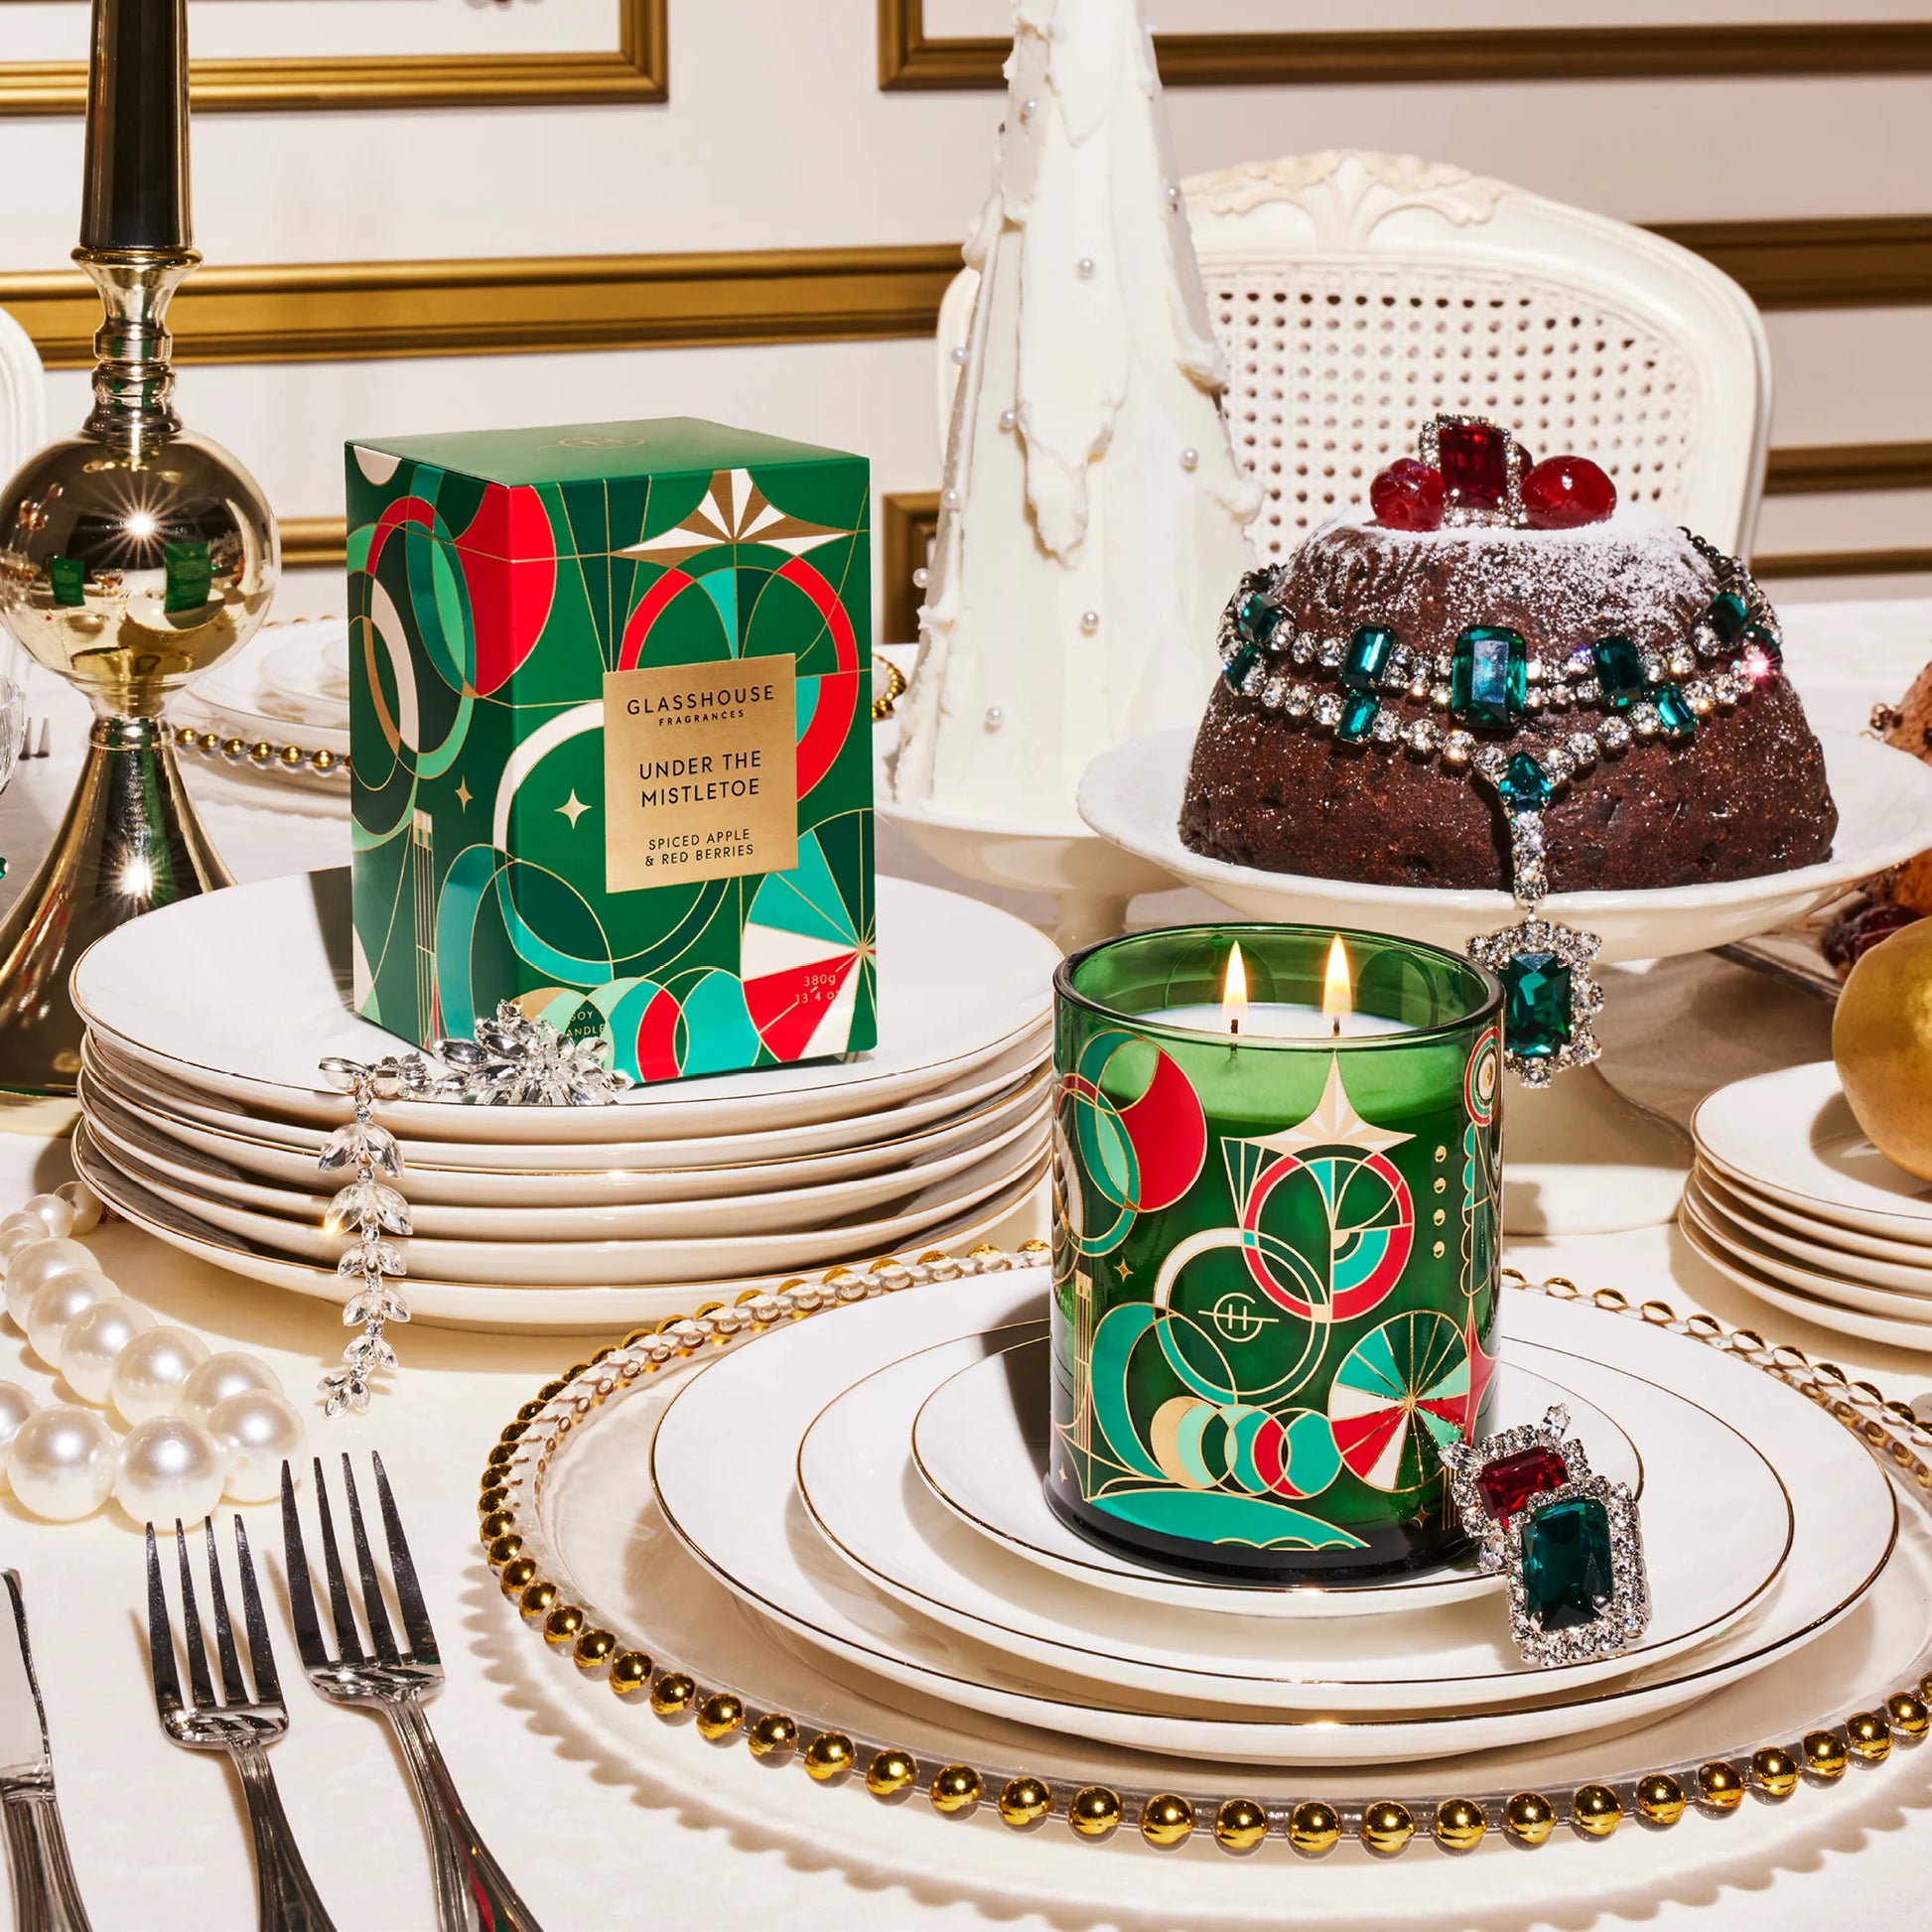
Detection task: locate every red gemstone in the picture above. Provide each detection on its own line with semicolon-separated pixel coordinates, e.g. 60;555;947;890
1369;459;1447;531
1522;455;1616;529
1437;421;1511;511
1475;1446;1568;1523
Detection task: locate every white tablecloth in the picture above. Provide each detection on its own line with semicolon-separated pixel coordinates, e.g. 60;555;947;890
0;602;1922;1931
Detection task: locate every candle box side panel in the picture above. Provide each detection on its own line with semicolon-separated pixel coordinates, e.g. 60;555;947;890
344;421;877;1084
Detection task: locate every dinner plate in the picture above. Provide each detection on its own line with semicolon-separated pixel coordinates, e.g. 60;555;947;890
906;1332;1636;1619
70;869;1059;1143
80;1068;1046;1244
648;1270;1895;1763
1693;1062;1932;1244
1679;1212;1932;1353
179;620;352;755
799;1330;1779;1714
70;1126;1045;1332
1686;1173;1932;1302
80;1029;1048;1179
262;621;350;713
82;1118;1047;1285
1078;728;1932;963
1695;1160;1932;1272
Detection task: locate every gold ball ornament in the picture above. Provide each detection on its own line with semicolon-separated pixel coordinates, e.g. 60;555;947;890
648;1673;696;1719
1504;1792;1556;1846
1068;1786;1121;1840
929;1765;981;1815
1752;1748;1800;1798
485;1534;522;1570
1361;1801;1415;1855
1433;1799;1486;1853
1572;1785;1623;1838
479;1510;513;1544
998;1777;1051;1830
1803;1730;1849;1780
1887;1692;1930;1738
541;1604;584;1647
1288;1801;1340;1857
517;1581;558;1621
1832;921;1932;1180
607;1651;652;1699
802;1733;854;1783
696;1693;744;1741
1696;1763;1743;1813
1138;1794;1191;1849
1846;1712;1891;1762
572;1629;616;1674
1213;1797;1269;1854
1636;1774;1686;1826
748;1714;796;1760
866;1750;916;1799
497;1558;537;1596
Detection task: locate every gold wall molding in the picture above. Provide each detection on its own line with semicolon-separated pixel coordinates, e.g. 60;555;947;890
1756;547;1932;579
881;491;941;647
879;0;1932;88
280;517;347;573
3;218;1926;373
1764;442;1932;494
0;0;666;113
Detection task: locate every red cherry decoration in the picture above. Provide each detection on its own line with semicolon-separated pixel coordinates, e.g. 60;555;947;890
1370;459;1447;532
1522;455;1616;529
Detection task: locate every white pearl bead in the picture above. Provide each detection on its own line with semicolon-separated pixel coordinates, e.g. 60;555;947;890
26;1271;116;1367
910;566;929;589
110;1326;210;1427
114;1416;226;1528
949;345;969;365
1080;611;1101;633
58;1298;155;1407
984;705;1005;731
1076;256;1096;279
20;1194;73;1240
0;1383;35;1489
4;1239;102;1332
177;1351;281;1426
55;1181;102;1236
208;1390;307;1504
1020;96;1037;119
999;407;1017;432
9;1407;114;1521
941;487;960;510
0;1214;49;1269
1180;447;1200;471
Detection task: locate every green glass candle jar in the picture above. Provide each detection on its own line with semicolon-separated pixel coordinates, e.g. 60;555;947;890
1050;923;1503;1584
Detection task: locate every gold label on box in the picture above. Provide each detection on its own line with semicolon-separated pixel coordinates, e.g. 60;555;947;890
602;658;798;892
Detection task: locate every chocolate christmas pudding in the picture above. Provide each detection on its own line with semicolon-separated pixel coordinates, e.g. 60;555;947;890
1181;415;1838;899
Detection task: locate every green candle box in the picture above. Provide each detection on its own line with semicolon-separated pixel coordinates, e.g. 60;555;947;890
345;417;876;1082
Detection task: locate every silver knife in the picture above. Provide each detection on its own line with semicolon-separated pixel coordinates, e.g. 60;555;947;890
0;1572;90;1932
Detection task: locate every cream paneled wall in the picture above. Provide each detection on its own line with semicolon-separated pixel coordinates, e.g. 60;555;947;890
3;0;1930;621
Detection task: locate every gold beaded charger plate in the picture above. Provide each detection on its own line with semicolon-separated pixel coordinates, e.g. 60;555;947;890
69;870;1058;1144
1684;1178;1932;1312
80;1029;1048;1183
802;1330;1782;1703
1077;728;1932;963
644;1270;1885;1763
905;1332;1632;1619
1696;1160;1932;1281
1694;1062;1932;1246
492;1256;1932;1858
79;1067;1048;1246
69;1125;1037;1332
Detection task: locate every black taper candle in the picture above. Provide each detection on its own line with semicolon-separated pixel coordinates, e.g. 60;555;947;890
79;0;191;251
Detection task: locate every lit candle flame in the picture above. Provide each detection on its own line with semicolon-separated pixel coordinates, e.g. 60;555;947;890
1322;935;1353;1032
1221;941;1248;1036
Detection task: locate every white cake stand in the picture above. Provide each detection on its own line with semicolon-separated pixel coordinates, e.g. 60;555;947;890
1079;726;1932;1234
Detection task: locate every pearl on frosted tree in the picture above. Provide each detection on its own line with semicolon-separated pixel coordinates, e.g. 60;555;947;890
208;1390;307;1505
941;487;961;509
58;1299;154;1407
1179;448;1199;471
1080;611;1101;633
2;1238;97;1330
911;566;929;589
1076;257;1096;279
114;1416;225;1527
998;407;1017;432
20;1194;73;1240
984;705;1005;732
110;1326;210;1427
9;1407;114;1521
949;345;969;365
25;1271;116;1367
1019;96;1037;119
55;1181;101;1236
177;1351;281;1427
0;1383;35;1490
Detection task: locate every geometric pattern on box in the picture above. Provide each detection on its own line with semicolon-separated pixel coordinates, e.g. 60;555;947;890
345;419;875;1085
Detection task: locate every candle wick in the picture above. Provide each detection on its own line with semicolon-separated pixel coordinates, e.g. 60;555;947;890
1229;1016;1239;1038
1331;1016;1341;1038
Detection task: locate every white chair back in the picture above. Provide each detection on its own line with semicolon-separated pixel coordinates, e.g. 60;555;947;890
939;150;1771;558
0;303;47;475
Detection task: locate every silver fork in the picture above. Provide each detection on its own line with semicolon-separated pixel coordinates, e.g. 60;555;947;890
143;1520;337;1932
280;1454;541;1932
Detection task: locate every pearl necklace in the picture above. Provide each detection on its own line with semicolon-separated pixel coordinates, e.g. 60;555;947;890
0;1181;307;1525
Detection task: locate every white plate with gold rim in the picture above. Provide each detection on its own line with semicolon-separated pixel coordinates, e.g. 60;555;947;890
79;1068;1047;1245
649;1271;1895;1762
70;869;1058;1144
1693;1062;1932;1245
797;1331;1783;1715
1684;1176;1932;1308
1695;1160;1932;1276
70;1126;1044;1332
80;1030;1048;1184
906;1332;1635;1619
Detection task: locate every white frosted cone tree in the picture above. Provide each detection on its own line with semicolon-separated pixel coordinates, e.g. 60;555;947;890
892;0;1260;831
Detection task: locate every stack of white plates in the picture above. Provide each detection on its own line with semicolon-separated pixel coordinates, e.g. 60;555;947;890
71;869;1055;1331
1684;1061;1932;1349
639;1268;1895;1765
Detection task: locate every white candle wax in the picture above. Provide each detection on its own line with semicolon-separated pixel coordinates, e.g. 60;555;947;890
1147;1003;1415;1040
